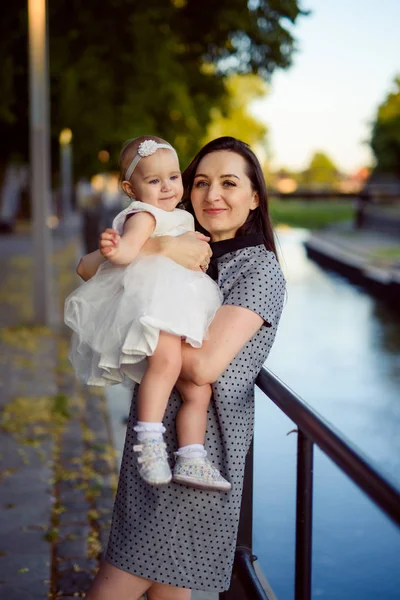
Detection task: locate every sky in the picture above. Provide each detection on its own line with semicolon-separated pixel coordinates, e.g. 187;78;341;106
251;0;400;174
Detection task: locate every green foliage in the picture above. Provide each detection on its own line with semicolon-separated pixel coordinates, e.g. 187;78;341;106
370;76;400;177
51;393;71;420
0;0;306;177
299;151;339;186
203;74;268;148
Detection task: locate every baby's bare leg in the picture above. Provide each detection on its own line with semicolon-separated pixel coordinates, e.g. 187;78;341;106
138;332;182;422
173;379;231;491
133;333;182;485
175;379;212;447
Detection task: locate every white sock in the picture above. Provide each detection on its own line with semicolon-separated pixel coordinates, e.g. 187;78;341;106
134;421;165;441
176;444;207;458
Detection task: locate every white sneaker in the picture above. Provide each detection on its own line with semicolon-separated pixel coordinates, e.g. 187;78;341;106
133;438;172;486
173;456;232;492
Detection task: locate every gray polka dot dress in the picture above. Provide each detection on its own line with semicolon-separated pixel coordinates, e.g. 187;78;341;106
106;235;286;592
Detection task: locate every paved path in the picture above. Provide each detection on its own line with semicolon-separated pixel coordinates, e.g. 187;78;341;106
0;224;114;598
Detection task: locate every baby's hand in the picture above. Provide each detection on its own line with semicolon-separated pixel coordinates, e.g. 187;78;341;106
100;228;120;258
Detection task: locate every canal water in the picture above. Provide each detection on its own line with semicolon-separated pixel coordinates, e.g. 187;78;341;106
254;228;400;599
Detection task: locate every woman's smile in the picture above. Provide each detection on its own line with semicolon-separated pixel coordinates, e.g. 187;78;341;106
203;207;227;215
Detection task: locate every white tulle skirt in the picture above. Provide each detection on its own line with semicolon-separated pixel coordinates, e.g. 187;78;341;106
64;256;222;386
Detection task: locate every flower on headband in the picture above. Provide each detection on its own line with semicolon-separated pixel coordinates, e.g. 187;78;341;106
138;140;159;157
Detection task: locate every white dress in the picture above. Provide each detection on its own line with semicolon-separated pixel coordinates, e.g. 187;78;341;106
65;201;222;386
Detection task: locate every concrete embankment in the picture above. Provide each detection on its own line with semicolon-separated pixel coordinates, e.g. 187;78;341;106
304;226;400;307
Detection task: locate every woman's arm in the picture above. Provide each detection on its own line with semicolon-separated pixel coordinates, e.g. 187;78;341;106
180;305;264;386
181;247;286;386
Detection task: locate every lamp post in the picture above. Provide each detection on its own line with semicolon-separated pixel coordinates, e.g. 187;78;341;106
59;128;73;222
28;0;54;325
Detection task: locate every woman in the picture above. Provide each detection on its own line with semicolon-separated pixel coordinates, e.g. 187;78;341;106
81;137;286;600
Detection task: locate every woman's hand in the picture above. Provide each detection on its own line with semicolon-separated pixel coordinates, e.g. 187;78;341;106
144;231;212;271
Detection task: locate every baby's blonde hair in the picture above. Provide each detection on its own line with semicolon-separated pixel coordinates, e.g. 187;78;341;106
119;135;172;182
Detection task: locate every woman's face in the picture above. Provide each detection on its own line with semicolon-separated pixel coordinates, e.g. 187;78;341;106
190;151;259;242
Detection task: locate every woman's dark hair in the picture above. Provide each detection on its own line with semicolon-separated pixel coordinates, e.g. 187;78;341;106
182;136;277;257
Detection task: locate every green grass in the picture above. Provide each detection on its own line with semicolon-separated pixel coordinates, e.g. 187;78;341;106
369;246;400;261
270;199;354;229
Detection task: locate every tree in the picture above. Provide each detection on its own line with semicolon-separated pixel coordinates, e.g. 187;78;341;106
203;74;268;149
300;151;339;187
370;76;400;177
0;0;306;178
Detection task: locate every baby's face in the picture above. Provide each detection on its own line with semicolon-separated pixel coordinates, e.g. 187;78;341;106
131;149;183;211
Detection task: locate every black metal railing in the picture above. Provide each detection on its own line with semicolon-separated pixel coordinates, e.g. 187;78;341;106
222;368;400;600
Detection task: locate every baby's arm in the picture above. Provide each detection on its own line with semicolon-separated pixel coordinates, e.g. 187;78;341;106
76;250;106;281
77;228;211;281
103;212;156;266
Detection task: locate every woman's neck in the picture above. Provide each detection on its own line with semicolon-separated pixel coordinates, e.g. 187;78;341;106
210;233;233;243
210;233;264;255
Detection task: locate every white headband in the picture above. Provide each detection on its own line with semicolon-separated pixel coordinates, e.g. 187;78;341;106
124;140;177;181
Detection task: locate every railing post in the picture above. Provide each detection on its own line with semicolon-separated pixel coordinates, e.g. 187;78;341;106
295;430;314;600
236;439;254;551
220;441;273;600
220;441;254;600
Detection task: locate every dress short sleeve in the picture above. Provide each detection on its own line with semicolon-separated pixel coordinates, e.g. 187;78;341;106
112;201;159;235
219;245;286;326
112;201;194;237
